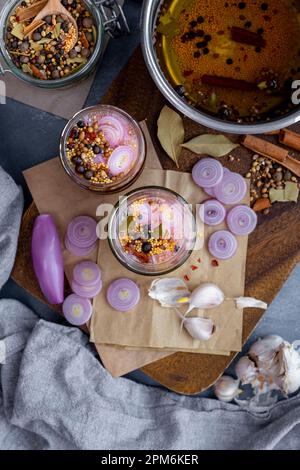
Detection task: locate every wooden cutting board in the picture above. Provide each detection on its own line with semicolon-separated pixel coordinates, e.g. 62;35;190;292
12;47;300;394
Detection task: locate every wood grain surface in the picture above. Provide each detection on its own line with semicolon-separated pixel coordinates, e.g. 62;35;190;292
12;47;300;394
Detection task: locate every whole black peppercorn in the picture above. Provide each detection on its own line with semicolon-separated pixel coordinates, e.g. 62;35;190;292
190;20;197;28
261;3;268;10
93;145;102;154
75;165;85;174
194;51;201;58
226;58;233;64
72;156;83;165
196;30;204;37
238;2;246;9
197;16;204;24
244;21;252;28
84;170;94;180
77;120;85;128
175;85;185;96
257;27;264;34
255;46;262;53
203;47;209;55
142;242;152;254
204;34;212;41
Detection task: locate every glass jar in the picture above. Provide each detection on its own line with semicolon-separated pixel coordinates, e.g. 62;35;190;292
108;186;196;276
60;104;146;193
0;0;129;88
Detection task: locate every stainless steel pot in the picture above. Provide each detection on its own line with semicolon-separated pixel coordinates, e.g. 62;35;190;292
141;0;300;134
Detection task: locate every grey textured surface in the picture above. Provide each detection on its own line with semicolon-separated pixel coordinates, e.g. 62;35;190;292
0;302;300;450
0;0;300;396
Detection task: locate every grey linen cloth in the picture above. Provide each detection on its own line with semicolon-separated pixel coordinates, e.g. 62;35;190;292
1;165;300;450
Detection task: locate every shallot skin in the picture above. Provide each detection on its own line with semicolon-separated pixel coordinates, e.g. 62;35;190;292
31;214;64;304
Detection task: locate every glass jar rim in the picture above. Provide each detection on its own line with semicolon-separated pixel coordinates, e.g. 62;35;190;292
59;104;147;193
0;0;104;87
108;185;196;276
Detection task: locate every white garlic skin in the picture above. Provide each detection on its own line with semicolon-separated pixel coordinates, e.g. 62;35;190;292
278;343;300;395
214;375;240;402
148;278;191;307
186;283;225;314
184;317;215;341
235;356;257;384
249;335;284;366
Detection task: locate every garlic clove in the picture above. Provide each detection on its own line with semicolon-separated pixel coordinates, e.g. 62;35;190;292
249;335;284;367
148;278;191;307
183;317;215;341
278;343;300;395
185;283;225;314
235;356;257;384
214;375;241;402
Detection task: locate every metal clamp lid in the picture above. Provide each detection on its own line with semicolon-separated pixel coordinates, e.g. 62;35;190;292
94;0;130;37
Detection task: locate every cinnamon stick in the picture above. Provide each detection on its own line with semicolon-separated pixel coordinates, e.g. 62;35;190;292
17;0;48;22
231;27;266;48
201;74;257;91
242;135;300;177
279;129;300;152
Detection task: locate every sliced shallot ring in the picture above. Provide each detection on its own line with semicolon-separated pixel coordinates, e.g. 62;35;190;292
192;158;223;188
106;278;140;312
64;235;97;257
208;230;238;260
199;199;226;226
213;171;247;205
108;145;136;176
204;168;231;197
99;115;125;147
67;216;98;249
73;261;101;287
227;205;257;236
63;294;92;326
71;279;103;298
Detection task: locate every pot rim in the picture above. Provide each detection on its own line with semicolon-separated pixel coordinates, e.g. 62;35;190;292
141;0;300;134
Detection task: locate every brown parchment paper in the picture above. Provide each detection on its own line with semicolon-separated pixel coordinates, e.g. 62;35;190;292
23;122;174;376
90;167;249;353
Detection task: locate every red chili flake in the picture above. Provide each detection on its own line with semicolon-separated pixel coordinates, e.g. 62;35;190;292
239;14;246;20
184;275;190;282
211;259;219;267
243;54;248;62
217;30;225;35
263;15;271;21
183;70;193;77
89;132;97;140
213;53;220;59
191;265;198;271
197;258;202;263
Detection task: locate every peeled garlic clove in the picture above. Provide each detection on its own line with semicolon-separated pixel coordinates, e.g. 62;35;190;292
214;375;241;402
235;356;257;384
249;335;284;367
148;278;191;307
185;283;225;314
183;317;215;341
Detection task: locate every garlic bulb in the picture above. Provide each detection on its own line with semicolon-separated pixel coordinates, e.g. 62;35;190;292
249;335;284;368
184;317;215;341
277;343;300;395
214;375;241;402
148;278;191;307
235;356;257;384
185;283;225;314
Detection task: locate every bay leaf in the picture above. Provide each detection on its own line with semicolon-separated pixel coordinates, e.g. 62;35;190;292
269;188;288;203
181;134;239;157
284;182;299;203
157;106;184;168
269;182;299;204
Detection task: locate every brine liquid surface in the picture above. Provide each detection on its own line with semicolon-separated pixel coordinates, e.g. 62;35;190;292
156;0;300;122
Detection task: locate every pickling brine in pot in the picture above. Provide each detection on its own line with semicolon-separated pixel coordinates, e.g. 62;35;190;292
155;0;300;123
